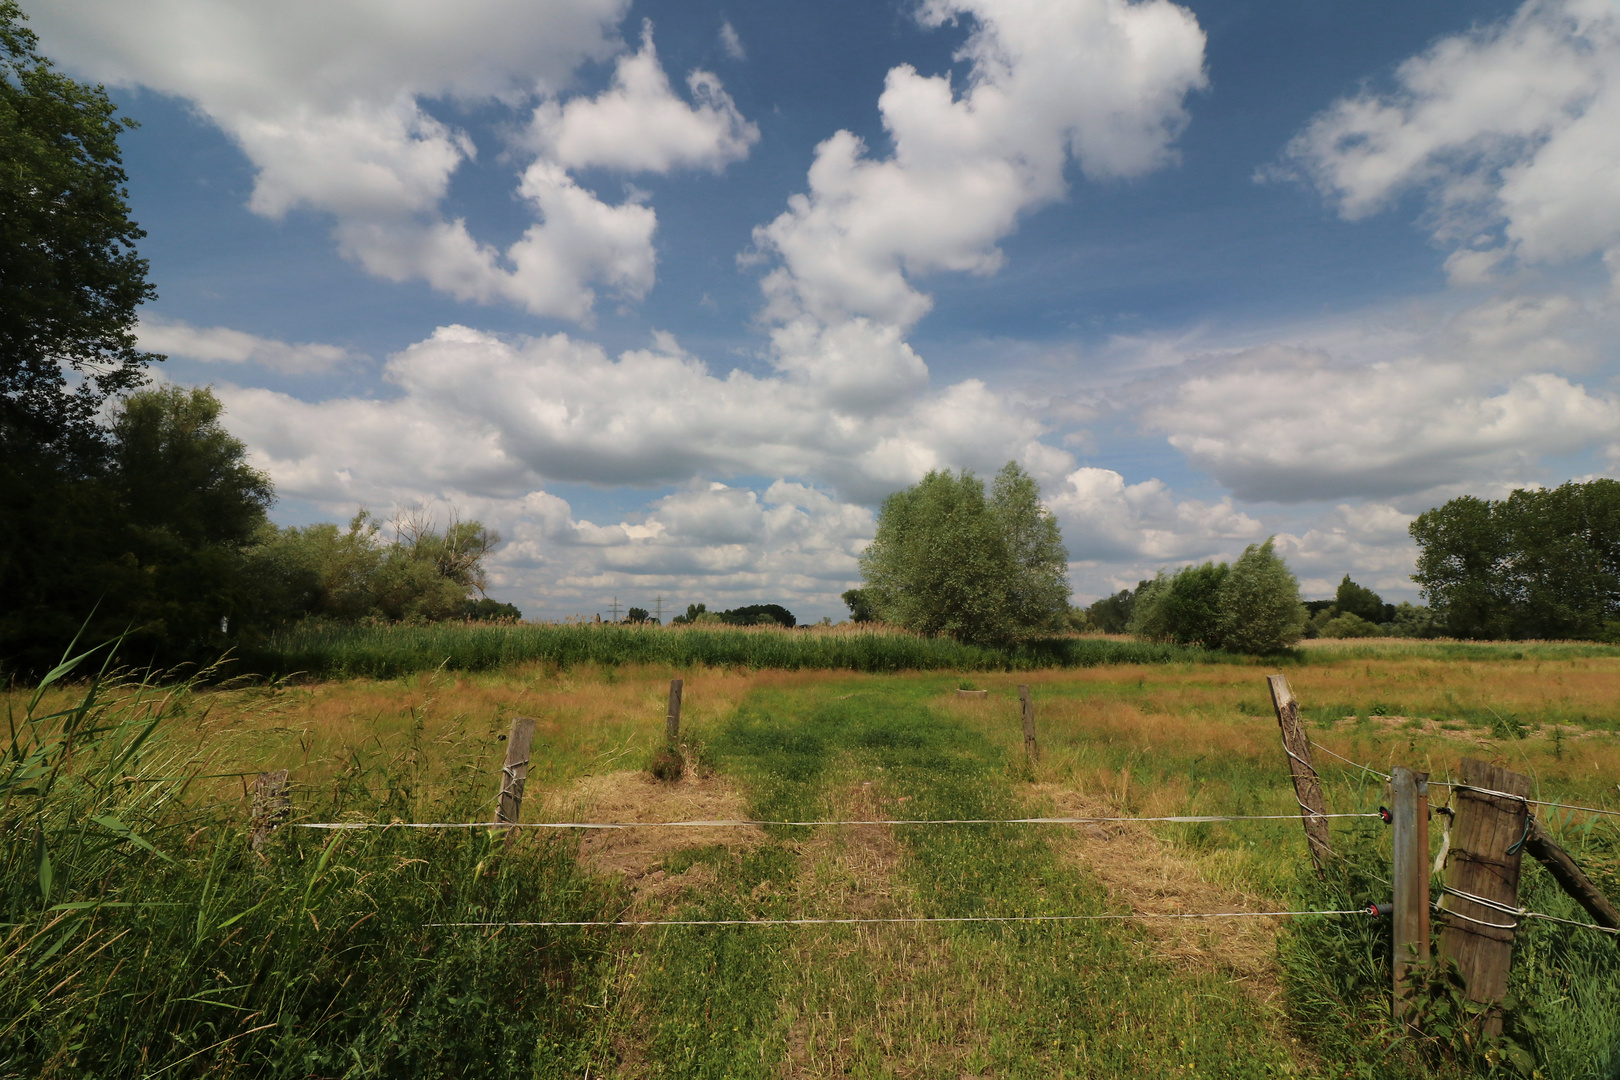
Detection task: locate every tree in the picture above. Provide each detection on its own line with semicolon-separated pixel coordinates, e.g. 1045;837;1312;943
1214;538;1306;654
1126;561;1229;646
841;588;876;623
1334;574;1390;624
1411;481;1620;639
0;2;159;469
0;3;164;670
1084;582;1148;634
719;603;796;628
858;462;1070;646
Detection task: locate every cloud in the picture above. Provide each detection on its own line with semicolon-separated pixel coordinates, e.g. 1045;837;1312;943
527;22;759;174
33;1;753;321
1283;0;1620;282
136;317;356;373
1047;467;1264;562
217;323;1068;507
719;21;747;62
752;0;1206;329
1136;293;1619;502
1273;503;1422;600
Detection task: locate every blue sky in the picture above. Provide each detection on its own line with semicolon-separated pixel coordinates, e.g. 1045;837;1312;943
31;0;1620;620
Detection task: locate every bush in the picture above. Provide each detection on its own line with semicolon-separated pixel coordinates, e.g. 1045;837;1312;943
1316;611;1385;638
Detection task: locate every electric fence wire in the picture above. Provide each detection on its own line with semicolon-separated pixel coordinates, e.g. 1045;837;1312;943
1306;746;1620;820
1435;885;1620;937
296;811;1384;831
428;908;1375;930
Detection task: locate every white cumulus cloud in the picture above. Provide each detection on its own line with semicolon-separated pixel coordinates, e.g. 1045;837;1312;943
32;1;754;322
1284;0;1620;283
528;22;759;174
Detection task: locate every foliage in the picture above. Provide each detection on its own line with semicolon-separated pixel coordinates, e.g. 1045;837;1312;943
1126;561;1229;646
624;606;651;624
1337;574;1394;624
1387;602;1442;639
240;509;501;630
2;388;273;672
1;647;623;1077
466;597;523;621
859;462;1070;646
1084;581;1148;634
236;621;1229;680
1124;541;1303;654
0;1;158;470
1411;480;1620;639
840;588;875;623
719;603;796;628
1214;538;1308;654
1316;611;1386;638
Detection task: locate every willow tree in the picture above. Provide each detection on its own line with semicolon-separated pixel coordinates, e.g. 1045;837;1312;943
858;461;1070;646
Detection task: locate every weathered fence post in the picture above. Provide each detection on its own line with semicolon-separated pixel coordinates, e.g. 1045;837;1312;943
494;717;537;845
666;679;683;744
1438;758;1531;1037
1524;819;1620;933
1018;685;1039;761
1391;765;1430;1027
248;769;290;852
1266;674;1332;877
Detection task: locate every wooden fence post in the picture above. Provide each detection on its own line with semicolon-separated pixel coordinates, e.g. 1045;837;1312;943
1438;758;1531;1037
1018;685;1039;761
1266;674;1332;877
494;717;537;844
1391;766;1430;1026
248;769;290;852
666;679;683;744
1524;819;1620;933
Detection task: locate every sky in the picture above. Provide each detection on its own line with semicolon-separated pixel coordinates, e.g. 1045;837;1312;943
28;0;1620;622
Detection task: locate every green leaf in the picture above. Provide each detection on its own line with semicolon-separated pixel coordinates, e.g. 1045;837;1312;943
35;827;52;902
91;813;173;862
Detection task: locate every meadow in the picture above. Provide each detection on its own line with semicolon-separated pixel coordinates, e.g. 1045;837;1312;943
5;637;1620;1078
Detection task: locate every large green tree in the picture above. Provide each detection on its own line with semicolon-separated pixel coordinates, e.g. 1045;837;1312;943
0;2;164;669
1215;538;1307;654
1127;561;1229;647
1411;480;1620;639
858;462;1070;646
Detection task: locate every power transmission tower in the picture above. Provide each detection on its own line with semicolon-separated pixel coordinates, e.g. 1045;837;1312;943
609;596;621;622
653;595;664;623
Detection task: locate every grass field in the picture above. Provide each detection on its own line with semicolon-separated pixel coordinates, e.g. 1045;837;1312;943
6;641;1620;1077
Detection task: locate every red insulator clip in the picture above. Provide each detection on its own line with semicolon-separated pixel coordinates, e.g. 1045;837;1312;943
1365;902;1393;917
1378;806;1392;823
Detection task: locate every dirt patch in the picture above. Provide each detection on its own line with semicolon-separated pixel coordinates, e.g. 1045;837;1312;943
544;768;765;906
1030;783;1284;999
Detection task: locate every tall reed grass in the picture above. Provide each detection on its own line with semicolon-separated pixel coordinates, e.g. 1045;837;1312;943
237;622;1227;680
0;646;622;1078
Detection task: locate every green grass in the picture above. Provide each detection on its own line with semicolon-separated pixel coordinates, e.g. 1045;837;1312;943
235;622;1230;680
602;682;1319;1078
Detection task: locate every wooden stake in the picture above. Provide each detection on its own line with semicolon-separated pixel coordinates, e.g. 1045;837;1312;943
1266;674;1332;877
1438;758;1531;1037
248;769;290;852
666;679;683;744
495;717;537;842
1391;766;1430;1026
1524;818;1620;933
1018;685;1039;761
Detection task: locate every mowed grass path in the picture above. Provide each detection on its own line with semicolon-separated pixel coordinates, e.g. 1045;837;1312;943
586;681;1309;1078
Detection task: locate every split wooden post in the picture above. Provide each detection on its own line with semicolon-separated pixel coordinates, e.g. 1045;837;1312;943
248;769;290;852
1438;758;1531;1037
1391;765;1431;1026
1524;819;1620;933
1266;674;1333;877
1018;685;1039;761
666;679;683;744
494;717;537;844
